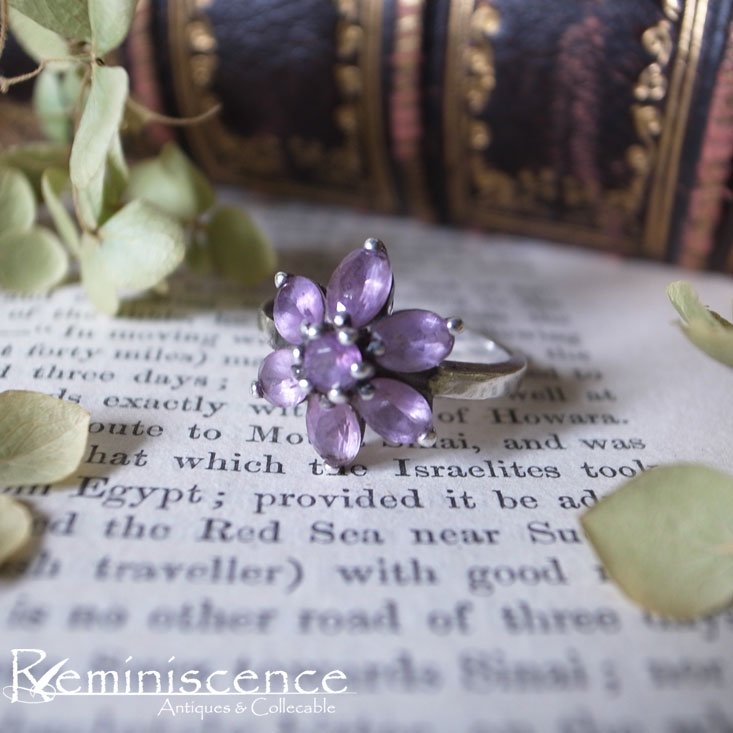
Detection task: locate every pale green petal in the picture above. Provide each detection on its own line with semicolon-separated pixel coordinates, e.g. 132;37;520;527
205;205;276;286
9;0;91;41
0;143;69;195
582;464;733;620
33;69;72;144
0;167;36;235
79;234;119;315
0;390;90;485
74;131;128;230
88;0;138;56
97;199;185;290
667;281;726;327
41;168;80;255
0;495;32;566
69;65;128;191
127;142;215;221
667;281;733;367
186;235;213;275
0;226;68;293
679;322;733;368
8;8;69;63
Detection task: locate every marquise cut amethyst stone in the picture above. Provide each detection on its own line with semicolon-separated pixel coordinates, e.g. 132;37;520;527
371;309;454;372
326;247;392;328
354;377;432;444
274;276;325;344
258;348;306;407
303;332;361;393
306;395;363;465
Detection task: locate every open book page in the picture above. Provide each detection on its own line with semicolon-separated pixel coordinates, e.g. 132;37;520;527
1;195;732;732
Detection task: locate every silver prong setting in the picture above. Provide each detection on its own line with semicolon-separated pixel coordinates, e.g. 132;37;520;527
274;272;290;289
366;337;386;357
363;237;386;255
358;383;375;401
250;380;264;398
337;327;358;345
327;387;349;405
417;429;438;448
291;365;304;378
446;317;464;336
332;312;352;329
301;322;324;341
351;362;375;381
292;346;304;365
298;378;313;394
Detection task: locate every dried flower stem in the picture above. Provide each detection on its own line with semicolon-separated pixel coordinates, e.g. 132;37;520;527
126;95;221;127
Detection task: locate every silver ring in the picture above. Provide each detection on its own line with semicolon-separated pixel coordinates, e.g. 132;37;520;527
259;298;527;402
252;238;527;467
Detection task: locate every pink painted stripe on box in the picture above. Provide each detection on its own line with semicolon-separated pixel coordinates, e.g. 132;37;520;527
679;25;733;269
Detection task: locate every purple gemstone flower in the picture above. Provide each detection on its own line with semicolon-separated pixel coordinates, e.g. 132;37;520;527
253;238;461;467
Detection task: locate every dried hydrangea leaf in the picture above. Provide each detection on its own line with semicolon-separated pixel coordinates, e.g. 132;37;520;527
69;65;128;193
582;464;733;620
9;0;91;42
8;8;69;63
0;143;70;195
97;200;185;290
0;226;68;293
0;495;32;566
127;142;215;222
667;281;733;367
205;205;277;286
88;0;138;56
42;167;80;255
0;391;90;485
0;167;36;236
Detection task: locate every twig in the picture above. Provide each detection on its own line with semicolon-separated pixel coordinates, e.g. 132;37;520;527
0;62;45;93
126;95;221;127
0;56;86;93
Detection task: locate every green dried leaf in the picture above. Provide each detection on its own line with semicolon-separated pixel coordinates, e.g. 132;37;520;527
41;168;80;255
0;495;32;566
9;0;91;41
0;226;68;293
8;8;69;63
582;464;733;620
186;234;213;275
205;205;276;286
79;200;185;313
33;69;72;144
79;233;119;314
99;200;185;289
127;142;215;221
0;143;70;194
89;0;138;56
667;281;733;367
0;390;90;485
0;167;36;236
104;132;128;207
75;131;128;230
69;65;128;192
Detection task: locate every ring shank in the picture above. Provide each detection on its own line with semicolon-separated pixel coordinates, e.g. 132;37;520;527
430;356;527;400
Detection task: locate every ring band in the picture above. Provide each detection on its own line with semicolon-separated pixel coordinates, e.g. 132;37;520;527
252;238;527;467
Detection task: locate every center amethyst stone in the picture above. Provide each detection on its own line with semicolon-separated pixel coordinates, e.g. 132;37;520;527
302;332;361;393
